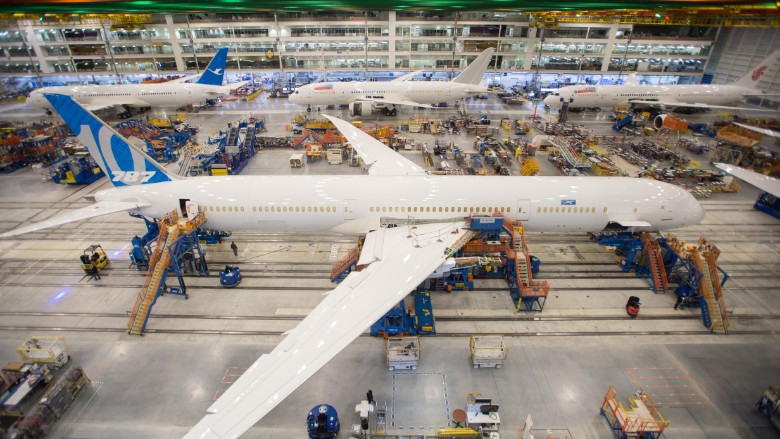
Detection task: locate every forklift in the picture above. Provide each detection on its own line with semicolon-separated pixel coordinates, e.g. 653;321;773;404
79;244;109;273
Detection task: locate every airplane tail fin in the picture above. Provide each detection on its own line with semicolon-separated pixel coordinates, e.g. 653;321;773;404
733;50;780;88
44;94;176;187
196;48;229;86
452;47;495;85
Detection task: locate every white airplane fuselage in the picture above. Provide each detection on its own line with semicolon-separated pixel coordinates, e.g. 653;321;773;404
100;175;704;234
543;83;757;109
27;83;229;110
289;81;485;106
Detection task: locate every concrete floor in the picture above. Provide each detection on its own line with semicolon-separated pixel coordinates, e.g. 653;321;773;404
0;94;778;439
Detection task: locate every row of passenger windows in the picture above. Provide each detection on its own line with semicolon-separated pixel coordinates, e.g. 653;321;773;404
537;206;602;214
370;206;512;213
204;205;339;213
85;93;131;97
202;205;615;215
140;92;175;95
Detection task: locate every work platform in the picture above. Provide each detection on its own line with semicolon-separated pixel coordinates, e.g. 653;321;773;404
127;211;209;335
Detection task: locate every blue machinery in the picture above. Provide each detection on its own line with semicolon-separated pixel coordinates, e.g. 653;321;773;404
306;404;340;439
333;214;547;337
612;114;634;132
594;232;731;333
127;211;209;335
206;118;264;175
754;192;780;221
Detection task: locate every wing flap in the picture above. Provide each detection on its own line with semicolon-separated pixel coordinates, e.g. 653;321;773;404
322;115;425;176
356;96;434;108
185;221;467;439
84;97;150;111
0;200;151;238
629;99;762;112
714;163;780;197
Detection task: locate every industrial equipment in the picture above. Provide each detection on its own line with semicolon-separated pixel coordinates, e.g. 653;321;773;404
16;336;69;368
306;404;340;439
469;335;508;369
626;296;641;318
220;265;241;288
756;386;780;431
465;393;501;436
385;336;420;371
290;152;304;168
601;386;668;438
79;244;109;274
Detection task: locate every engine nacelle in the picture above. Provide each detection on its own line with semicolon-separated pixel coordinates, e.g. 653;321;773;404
654;114;688;131
349;102;371;117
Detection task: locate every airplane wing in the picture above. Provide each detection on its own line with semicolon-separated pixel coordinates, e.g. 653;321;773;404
0;200;151;238
185;221;468;439
733;122;780;139
84;97;152;112
322;114;426;176
628;99;764;112
391;70;424;82
714;163;780;197
354;95;435;109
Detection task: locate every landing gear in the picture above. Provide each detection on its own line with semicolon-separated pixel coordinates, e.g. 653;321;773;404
380;106;397;116
45;109;52;116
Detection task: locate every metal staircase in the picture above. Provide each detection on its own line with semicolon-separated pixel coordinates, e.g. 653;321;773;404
174;147;194;176
127;211;207;335
128;223;179;335
641;233;668;293
692;249;729;334
330;245;360;282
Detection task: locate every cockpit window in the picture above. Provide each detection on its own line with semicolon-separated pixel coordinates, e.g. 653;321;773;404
554;92;560;96
294;91;299;94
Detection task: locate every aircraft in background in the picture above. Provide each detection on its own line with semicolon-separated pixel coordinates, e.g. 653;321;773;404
544;51;780;112
1;94;706;439
27;48;240;114
288;48;495;116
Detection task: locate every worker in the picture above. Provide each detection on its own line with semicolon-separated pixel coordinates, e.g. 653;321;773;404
366;389;374;405
89;263;101;281
230;241;238;257
674;296;683;310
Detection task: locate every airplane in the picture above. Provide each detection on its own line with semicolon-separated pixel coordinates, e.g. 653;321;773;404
544;51;780;112
26;48;238;114
0;94;706;439
288;48;495;116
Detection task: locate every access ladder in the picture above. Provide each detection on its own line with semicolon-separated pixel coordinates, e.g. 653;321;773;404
696;249;730;334
641;233;668;293
128;223;179;335
510;220;549;312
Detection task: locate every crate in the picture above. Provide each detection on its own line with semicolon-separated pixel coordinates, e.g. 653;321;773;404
17;336;69;367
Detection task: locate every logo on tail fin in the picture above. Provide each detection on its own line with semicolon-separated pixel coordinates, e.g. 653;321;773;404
208;68;223;75
752;65;767;81
43;93;174;187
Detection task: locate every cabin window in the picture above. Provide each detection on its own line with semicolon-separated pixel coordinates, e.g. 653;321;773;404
240;206;245;212
633;208;637;213
221;206;226;212
537;207;541;213
370;207;374;212
252;206;257;212
555;207;559;213
603;207;608;213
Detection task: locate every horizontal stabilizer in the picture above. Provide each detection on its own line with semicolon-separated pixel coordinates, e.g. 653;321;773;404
0;201;151;238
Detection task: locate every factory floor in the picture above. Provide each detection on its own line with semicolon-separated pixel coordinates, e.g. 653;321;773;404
0;95;778;439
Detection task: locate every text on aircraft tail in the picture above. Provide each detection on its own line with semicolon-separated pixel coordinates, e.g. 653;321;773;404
44;94;175;187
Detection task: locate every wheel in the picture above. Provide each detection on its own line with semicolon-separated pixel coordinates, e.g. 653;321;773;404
388;366;394;371
307;106;312;113
496;364;502;369
474;364;480;369
411;365;417;370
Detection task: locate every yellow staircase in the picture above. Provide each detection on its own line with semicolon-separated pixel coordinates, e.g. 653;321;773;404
128;224;180;335
510;221;549;310
691;249;729;334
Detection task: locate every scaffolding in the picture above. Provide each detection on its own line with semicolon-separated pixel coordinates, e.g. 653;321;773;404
600;386;669;439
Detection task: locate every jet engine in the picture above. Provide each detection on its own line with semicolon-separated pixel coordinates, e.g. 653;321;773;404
349;102;370;117
653;114;688;131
